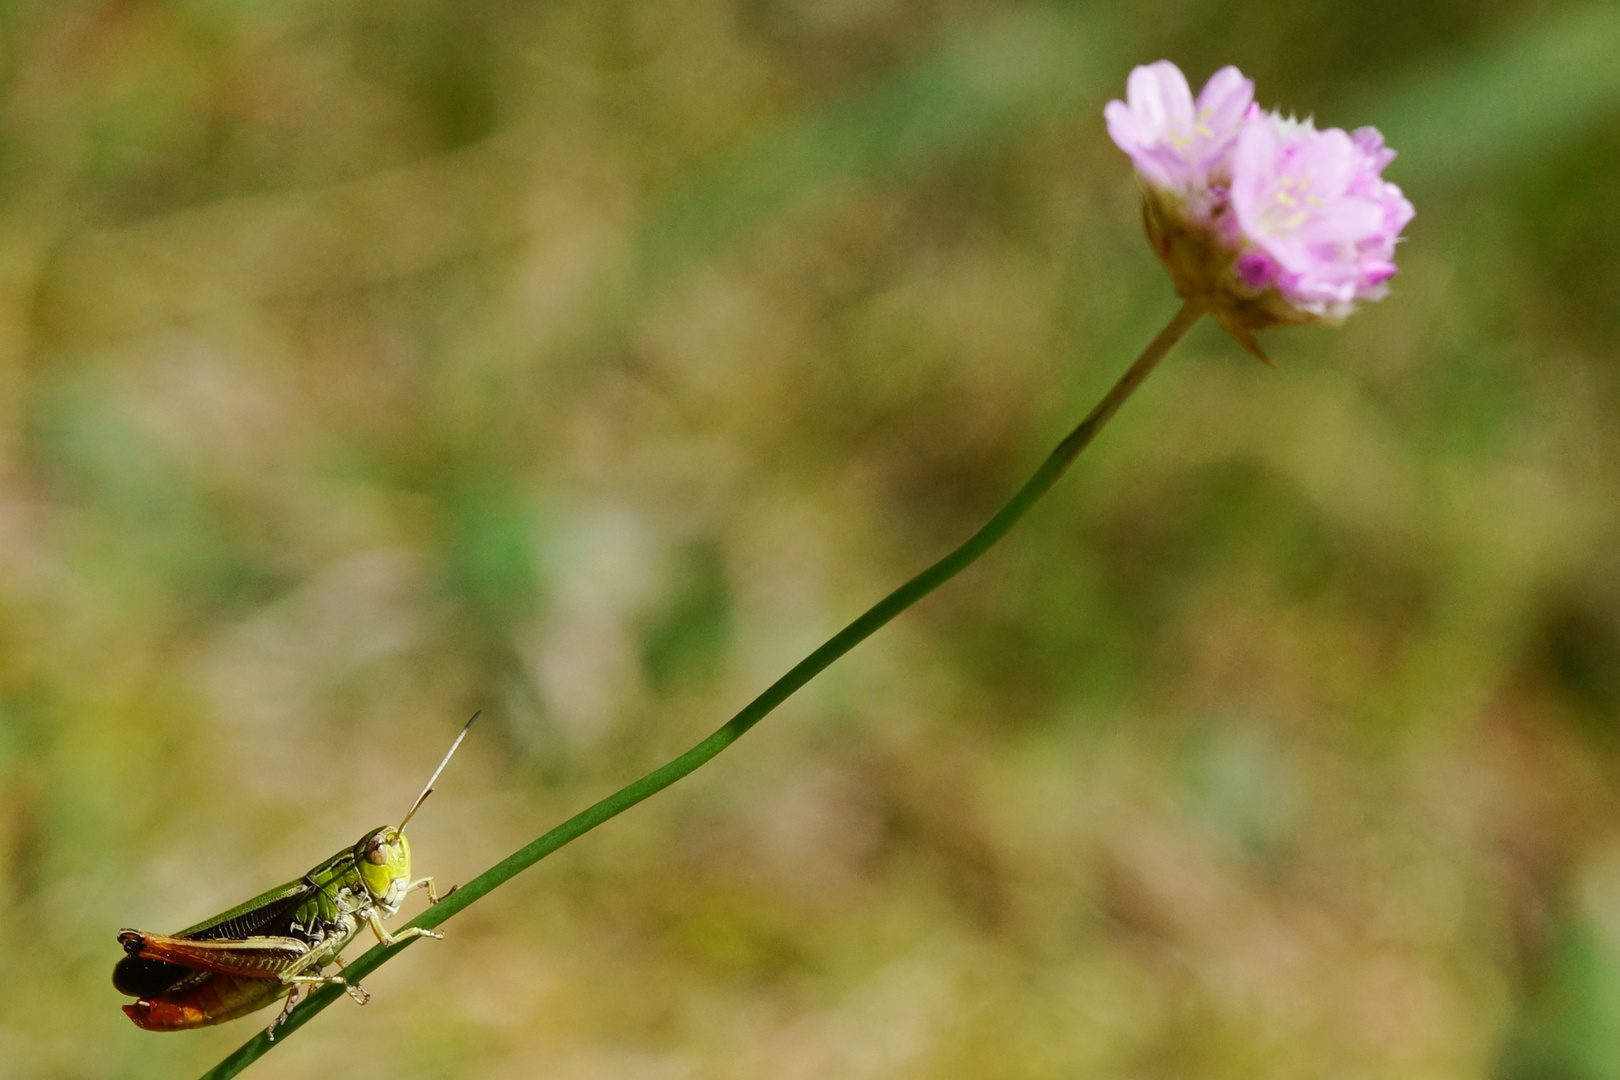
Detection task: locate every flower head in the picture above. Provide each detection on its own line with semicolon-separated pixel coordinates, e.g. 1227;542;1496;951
1105;62;1413;357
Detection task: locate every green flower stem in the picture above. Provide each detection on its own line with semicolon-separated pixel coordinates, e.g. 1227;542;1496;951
197;299;1202;1080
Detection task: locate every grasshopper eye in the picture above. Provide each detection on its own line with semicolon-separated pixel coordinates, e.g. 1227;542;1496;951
366;839;388;865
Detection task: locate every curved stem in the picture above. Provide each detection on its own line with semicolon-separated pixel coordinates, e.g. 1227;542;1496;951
197;300;1201;1080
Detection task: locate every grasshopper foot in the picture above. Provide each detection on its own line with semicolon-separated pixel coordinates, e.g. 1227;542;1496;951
411;877;458;905
267;987;300;1041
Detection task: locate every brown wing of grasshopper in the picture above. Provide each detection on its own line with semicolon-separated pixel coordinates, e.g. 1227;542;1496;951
117;930;312;981
113;878;316;1001
115;928;334;1032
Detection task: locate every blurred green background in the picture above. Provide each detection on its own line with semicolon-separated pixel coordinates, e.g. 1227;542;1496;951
1;1;1619;1077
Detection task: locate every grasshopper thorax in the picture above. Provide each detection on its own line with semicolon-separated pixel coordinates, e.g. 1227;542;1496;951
353;826;412;914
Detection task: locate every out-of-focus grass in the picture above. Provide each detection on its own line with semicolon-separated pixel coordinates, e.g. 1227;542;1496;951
2;2;1620;1078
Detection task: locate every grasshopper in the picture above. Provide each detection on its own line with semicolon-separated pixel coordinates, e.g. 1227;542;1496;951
114;713;478;1038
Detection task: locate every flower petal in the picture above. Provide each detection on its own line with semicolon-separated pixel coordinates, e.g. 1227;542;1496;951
1194;66;1254;145
1126;61;1195;135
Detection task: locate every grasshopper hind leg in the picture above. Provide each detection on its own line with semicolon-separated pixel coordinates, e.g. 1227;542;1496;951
267;985;301;1041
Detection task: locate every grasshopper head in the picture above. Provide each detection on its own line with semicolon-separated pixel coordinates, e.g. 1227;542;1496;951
354;825;412;907
354;712;476;913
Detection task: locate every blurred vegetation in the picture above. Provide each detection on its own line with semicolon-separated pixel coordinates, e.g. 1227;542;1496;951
1;1;1619;1077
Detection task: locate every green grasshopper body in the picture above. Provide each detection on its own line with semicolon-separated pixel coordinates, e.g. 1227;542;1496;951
114;715;476;1037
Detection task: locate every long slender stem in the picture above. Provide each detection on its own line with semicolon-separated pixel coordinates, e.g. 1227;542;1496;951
197;300;1201;1080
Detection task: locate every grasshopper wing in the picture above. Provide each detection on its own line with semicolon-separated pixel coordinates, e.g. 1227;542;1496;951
117;930;311;980
176;873;325;940
113;877;318;999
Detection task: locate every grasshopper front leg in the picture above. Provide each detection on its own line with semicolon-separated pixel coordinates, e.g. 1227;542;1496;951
366;909;443;947
406;876;457;904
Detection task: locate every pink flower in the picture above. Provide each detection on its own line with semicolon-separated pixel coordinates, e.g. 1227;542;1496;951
1229;116;1415;317
1105;61;1414;355
1104;62;1255;191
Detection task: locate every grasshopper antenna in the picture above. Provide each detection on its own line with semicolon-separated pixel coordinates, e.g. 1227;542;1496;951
399;710;480;832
